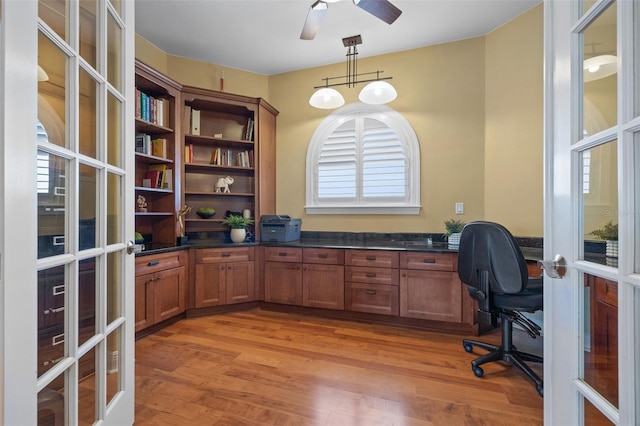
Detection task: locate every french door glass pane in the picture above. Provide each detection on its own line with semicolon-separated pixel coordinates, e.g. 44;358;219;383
635;1;640;117
78;257;97;346
37;266;66;379
107;172;122;245
79;0;97;69
106;326;122;405
584;272;619;408
39;0;67;43
79;164;97;250
79;67;98;159
107;91;122;167
38;385;65;426
582;141;618;266
584;396;615;425
78;346;97;426
107;251;122;322
39;31;68;148
109;0;121;16
38;152;68;258
582;2;617;137
107;10;122;92
635;133;640;273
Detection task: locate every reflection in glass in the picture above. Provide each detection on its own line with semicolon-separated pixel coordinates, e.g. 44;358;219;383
37;266;66;381
107;91;122;167
106;327;122;405
39;0;67;43
584;273;619;408
107;172;122;245
635;133;640;273
107;11;122;92
38;32;67;148
582;2;617;137
107;251;122;323
79;164;97;250
110;0;122;16
79;68;98;159
78;258;97;347
78;346;97;426
38;385;66;426
79;0;97;69
584;396;614;425
582;141;618;267
37;151;67;259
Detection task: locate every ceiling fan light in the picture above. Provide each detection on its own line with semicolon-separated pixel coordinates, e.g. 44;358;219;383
358;81;397;104
583;54;617;82
309;88;345;109
323;0;341;3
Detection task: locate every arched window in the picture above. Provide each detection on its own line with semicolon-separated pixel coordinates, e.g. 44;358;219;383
306;103;420;214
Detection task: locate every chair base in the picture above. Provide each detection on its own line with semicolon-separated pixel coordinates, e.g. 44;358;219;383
463;317;543;397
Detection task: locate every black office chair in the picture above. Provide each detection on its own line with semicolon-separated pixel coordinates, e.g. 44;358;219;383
457;221;544;397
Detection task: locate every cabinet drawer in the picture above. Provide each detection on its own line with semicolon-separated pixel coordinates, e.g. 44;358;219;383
136;250;186;276
345;282;399;316
195;247;254;264
345;250;399;268
264;247;303;263
594;277;618;307
346;266;399;286
400;252;456;272
303;248;344;265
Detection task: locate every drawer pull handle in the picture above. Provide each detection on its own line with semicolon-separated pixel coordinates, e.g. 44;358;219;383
366;272;377;278
44;307;65;315
318;253;328;259
148;260;160;266
278;252;289;257
423;259;436;263
366;290;377;295
52;285;65;295
52;333;65;346
221;253;231;257
366;255;376;261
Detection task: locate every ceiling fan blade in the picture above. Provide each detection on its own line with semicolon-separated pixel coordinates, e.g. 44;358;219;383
300;0;328;40
352;0;402;25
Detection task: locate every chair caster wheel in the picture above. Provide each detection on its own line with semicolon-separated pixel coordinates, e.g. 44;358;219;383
472;366;484;377
537;385;543;397
463;343;473;353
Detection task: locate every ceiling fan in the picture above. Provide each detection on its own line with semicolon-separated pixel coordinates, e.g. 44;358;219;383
300;0;402;40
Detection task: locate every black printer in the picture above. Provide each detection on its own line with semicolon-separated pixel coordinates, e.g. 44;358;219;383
260;215;301;242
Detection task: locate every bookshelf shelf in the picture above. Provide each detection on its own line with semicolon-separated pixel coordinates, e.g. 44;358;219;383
135;118;174;135
135;186;174;194
135;152;174;164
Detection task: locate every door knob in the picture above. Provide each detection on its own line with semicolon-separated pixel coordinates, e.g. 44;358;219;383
127;240;143;255
537;254;567;279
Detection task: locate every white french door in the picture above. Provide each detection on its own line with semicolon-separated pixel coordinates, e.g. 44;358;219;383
545;0;639;424
1;0;135;424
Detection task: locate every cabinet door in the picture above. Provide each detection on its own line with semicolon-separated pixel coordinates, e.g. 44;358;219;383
153;266;186;323
264;262;302;305
400;270;462;322
303;264;344;310
226;261;255;304
194;263;226;308
135;274;154;332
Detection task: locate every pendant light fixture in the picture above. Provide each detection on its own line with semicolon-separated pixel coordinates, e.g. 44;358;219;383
309;35;397;109
583;54;617;82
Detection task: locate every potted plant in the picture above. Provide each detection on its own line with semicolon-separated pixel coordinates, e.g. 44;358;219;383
590;220;618;258
222;214;254;243
444;218;466;248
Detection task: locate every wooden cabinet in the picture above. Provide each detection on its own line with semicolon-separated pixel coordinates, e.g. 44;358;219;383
135;250;187;332
589;275;618;370
181;87;278;240
264;247;303;305
193;247;255;307
134;60;182;245
345;250;399;316
302;248;345;310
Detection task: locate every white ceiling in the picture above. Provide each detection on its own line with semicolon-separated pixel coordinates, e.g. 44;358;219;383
135;0;541;76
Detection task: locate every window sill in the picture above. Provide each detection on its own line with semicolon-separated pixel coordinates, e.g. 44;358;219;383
305;205;421;215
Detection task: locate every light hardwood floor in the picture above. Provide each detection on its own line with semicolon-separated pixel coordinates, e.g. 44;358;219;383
134;309;543;425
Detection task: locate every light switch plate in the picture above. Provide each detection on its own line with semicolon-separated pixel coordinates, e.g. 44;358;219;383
455;202;464;215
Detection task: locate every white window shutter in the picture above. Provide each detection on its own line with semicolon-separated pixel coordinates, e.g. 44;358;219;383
362;118;405;199
317;120;357;200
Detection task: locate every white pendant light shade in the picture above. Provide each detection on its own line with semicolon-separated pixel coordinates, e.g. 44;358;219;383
583;55;617;82
309;87;345;109
358;80;397;104
38;65;49;82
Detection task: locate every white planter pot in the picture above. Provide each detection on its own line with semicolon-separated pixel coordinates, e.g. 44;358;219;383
448;232;461;248
230;228;246;243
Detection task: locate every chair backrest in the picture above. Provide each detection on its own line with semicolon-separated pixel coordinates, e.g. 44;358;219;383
457;221;529;294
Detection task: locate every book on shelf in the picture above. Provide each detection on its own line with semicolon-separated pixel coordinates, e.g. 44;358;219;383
244;117;254;141
135;89;141;120
183;105;192;134
191;109;201;135
151;138;167;158
144;170;161;189
164;169;173;190
148;164;169;190
184;144;195;164
135;133;152;155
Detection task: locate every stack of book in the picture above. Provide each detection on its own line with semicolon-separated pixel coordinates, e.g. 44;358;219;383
135;134;167;158
143;164;172;190
135;89;170;127
209;148;253;167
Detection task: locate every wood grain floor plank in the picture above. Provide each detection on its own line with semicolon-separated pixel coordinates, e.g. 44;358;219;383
135;308;543;425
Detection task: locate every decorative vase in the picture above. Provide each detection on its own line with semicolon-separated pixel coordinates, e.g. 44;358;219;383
230;228;246;243
448;232;462;248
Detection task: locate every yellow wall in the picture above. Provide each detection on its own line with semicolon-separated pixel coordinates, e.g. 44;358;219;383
135;4;544;236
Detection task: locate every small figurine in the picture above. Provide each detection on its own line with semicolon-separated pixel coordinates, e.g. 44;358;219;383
137;195;147;212
215;176;234;193
177;205;192;238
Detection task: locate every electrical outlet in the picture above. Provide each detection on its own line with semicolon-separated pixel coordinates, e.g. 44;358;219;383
455;202;464;215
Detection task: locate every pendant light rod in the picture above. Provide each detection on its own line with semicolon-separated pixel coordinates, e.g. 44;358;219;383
314;71;393;89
